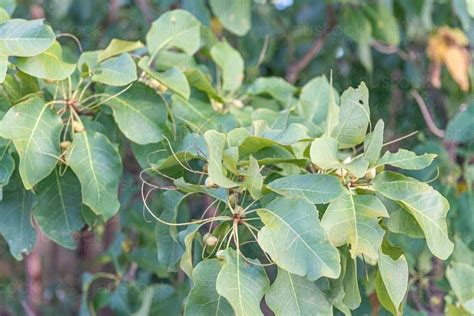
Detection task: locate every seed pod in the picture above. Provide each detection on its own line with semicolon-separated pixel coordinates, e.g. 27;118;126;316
203;233;218;247
365;167;377;180
60;141;71;150
72;121;85;133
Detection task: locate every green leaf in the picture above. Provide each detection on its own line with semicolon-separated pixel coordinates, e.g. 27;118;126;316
373;171;454;259
445;105;474;143
146;9;201;60
0;142;14;199
209;0;251;36
0;0;15;15
0;19;55;57
204;130;239;188
216;248;269;316
375;271;398;315
210;41;244;92
310;137;369;178
15;41;75;80
364;5;400;46
0;54;7;83
266;268;332;316
297;75;331;124
98;39;144;62
184;67;223;102
247;77;296;106
364;119;384;166
377;250;409;313
104;83;167;145
184;259;233;316
267;174;344;204
332;82;370;149
92;53;137;86
376;149;436;170
446;263;474;314
139;57;190;100
321;191;388;261
65;131;122;220
244;156;263;200
179;224;200;278
0;176;36;260
257;196;341;280
155;191;184;273
32;169;84;249
0;97;61;189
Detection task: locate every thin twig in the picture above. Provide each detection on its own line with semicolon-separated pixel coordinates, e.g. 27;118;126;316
411;90;445;138
285;5;336;83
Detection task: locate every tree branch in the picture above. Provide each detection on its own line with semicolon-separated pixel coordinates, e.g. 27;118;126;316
285;5;337;84
411;90;445;138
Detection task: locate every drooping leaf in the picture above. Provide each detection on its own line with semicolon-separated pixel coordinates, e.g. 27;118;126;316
104;83;167;145
65;131;122;220
146;9;201;60
243;156;262;200
209;0;251;36
216;248;269;316
257;196;341;280
332;82;370;148
204;130;239;188
33;169;84;249
321;191;388;261
0;19;55;57
267;174;344;204
184;259;233;316
376;149;436;170
139;57;190;100
155;191;185;273
373;171;454;259
377;250;409;314
297;75;331;124
210;41;244;92
0;97;61;189
92;53;137;86
98;39;144;62
364;119;384;166
0;175;36;260
446;262;474;314
15;41;75;80
179;224;200;278
266;268;332;316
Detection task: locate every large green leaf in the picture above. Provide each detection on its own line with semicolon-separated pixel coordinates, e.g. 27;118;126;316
446;262;474;314
297;75;331;124
216;248;269;316
65;131;122;220
266;268;332;316
184;259;233;316
209;0;251;36
204;130;239;188
376;149;436;170
377;250;409;314
373;172;454;259
0;176;36;260
247;77;296;106
332;82;370;148
321;191;388;261
445;104;474;143
364;5;400;46
0;19;55;57
139;57;190;100
146;9;201;60
15;41;75;80
244;156;263;200
257;196;341;280
92;53;137;86
210;41;244;93
0;141;14;199
267;174;344;204
104;83;167;145
0;97;61;189
33;169;84;249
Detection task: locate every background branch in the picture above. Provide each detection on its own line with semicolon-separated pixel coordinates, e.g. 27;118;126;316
411;90;445;138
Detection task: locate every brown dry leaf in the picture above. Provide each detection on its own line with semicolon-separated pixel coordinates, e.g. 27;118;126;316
426;27;471;91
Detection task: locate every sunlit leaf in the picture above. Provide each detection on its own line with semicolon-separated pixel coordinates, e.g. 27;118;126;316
210;41;244;92
92;53;137;86
376;149;436;170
